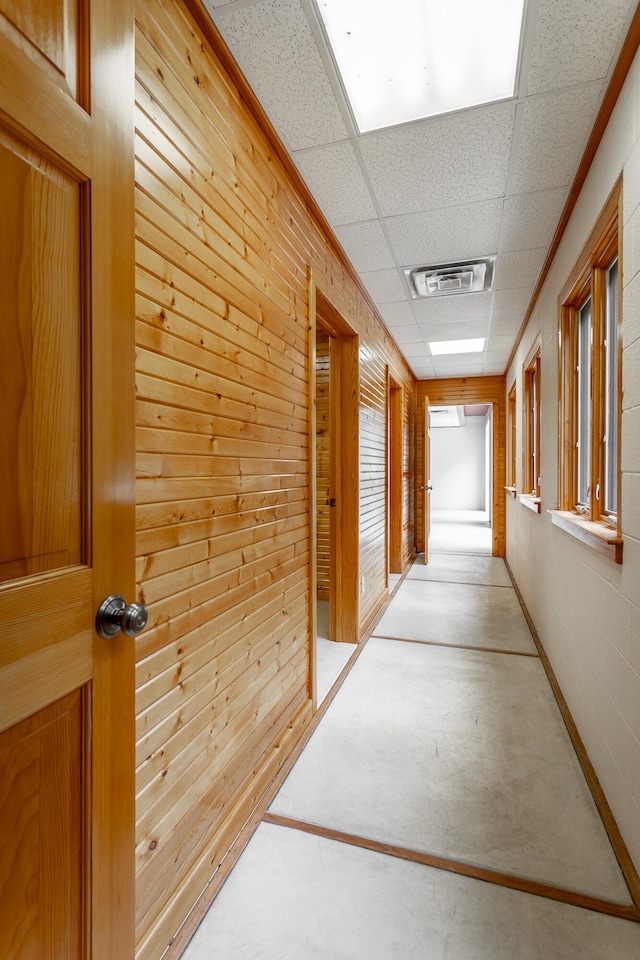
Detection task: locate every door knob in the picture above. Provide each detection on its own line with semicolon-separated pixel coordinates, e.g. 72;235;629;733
96;594;148;639
420;484;433;491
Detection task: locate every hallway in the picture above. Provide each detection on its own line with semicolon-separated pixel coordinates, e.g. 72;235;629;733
182;552;640;959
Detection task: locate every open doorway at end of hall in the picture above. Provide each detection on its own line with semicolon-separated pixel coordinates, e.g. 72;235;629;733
428;404;493;556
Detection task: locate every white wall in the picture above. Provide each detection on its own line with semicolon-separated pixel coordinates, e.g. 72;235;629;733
430;417;487;510
506;49;640;871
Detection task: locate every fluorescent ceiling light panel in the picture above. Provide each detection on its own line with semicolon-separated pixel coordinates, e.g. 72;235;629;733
429;337;485;355
315;0;524;132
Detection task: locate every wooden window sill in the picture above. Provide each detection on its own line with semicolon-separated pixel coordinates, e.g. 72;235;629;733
504;486;517;498
519;494;541;513
548;510;623;563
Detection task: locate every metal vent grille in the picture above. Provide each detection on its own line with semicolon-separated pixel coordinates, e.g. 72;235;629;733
405;257;495;299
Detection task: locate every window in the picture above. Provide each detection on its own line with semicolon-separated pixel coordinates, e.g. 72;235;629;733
523;346;541;498
507;382;516;490
555;180;622;561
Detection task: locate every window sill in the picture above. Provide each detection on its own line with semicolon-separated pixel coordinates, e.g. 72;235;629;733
504;486;517;498
519;494;541;513
548;510;623;564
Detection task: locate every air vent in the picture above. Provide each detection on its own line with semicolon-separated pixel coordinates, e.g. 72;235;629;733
405;258;495;299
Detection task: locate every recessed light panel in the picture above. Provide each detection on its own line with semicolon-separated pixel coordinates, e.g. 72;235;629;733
315;0;524;132
429;338;486;355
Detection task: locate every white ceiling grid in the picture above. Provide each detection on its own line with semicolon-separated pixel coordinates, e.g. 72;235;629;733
205;0;638;378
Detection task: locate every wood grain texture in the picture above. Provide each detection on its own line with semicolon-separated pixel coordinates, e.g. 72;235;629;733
0;129;83;585
0;690;85;960
0;4;136;958
133;1;416;956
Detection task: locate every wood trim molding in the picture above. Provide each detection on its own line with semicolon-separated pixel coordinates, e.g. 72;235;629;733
519;494;541;514
262;812;640;924
182;0;415;383
506;8;640;373
548;510;623;563
505;560;639;905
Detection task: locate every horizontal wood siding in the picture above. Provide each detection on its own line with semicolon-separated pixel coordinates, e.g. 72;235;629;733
416;378;505;557
134;1;416;957
316;332;330;601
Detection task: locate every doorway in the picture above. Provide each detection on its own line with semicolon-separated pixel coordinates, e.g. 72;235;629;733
416;377;506;559
429;404;493;555
309;279;360;706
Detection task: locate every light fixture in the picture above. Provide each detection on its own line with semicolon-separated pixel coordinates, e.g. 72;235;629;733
314;0;524;132
428;338;485;356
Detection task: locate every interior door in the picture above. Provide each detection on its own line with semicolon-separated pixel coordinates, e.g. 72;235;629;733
422;397;431;564
0;2;136;958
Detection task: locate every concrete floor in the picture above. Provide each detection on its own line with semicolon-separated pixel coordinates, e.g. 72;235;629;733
182;550;640;960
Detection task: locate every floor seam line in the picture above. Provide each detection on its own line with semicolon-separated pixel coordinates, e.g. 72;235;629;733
406;577;514;589
261;812;640;924
370;634;540;657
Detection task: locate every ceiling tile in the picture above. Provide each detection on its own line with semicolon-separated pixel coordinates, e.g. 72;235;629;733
418;319;489;343
401;342;432;359
333;220;395;272
386;199;503;267
525;0;635;97
411;292;491;325
360;104;515;217
483;363;508;375
431;358;485;376
511;86;604;194
411;363;436;379
483;349;513;364
212;0;348;150
293;141;377;225
491;287;534;320
499;188;567;252
378;301;415;327
493;249;546;289
391;323;425;345
488;315;524;337
360;268;407;303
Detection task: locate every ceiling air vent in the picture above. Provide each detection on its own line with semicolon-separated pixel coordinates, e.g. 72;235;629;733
405;257;495;299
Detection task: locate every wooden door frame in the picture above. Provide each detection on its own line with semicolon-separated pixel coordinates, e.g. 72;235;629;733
308;272;360;707
417;377;506;557
387;373;403;576
422;396;431;564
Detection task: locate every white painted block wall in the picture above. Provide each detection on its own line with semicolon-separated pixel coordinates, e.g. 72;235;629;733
506;49;640;872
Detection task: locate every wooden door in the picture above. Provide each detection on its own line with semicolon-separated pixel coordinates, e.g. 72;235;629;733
422;397;431;564
0;2;135;958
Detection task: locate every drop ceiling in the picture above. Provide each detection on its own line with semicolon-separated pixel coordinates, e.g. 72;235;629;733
204;0;637;379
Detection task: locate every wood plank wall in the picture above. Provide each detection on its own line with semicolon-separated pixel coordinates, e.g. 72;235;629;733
133;1;416;957
316;332;330;601
416;377;506;556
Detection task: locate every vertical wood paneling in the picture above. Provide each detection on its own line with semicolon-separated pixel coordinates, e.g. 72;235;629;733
133;2;416;957
416;377;506;556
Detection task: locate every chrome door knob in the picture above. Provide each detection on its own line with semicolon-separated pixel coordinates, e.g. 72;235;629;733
96;594;148;639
